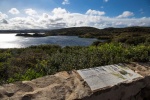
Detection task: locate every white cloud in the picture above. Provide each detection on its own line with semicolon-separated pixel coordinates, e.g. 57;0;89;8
52;7;68;15
62;0;70;5
25;8;37;16
0;7;150;30
86;9;105;16
0;12;8;19
8;8;20;15
104;0;109;2
117;11;134;18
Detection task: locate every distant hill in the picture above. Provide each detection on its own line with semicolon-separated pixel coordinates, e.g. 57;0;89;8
1;26;150;45
45;26;150;37
45;27;102;36
45;26;150;45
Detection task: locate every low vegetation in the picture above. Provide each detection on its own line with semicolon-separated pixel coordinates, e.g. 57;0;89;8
0;26;150;84
0;43;150;84
46;26;150;45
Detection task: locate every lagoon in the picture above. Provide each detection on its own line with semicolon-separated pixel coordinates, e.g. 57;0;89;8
0;34;98;48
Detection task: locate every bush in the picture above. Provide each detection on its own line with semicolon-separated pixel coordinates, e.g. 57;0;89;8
0;44;149;84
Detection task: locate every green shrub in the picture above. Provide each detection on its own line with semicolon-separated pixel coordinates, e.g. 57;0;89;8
0;43;149;84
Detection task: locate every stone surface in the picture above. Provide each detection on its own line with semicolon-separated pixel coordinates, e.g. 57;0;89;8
0;62;150;100
77;64;143;91
0;71;91;100
82;62;150;100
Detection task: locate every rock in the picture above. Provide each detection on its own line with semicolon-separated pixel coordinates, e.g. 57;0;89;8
0;62;150;100
0;71;91;100
81;62;150;100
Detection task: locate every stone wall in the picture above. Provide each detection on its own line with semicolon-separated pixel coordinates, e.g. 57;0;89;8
83;76;150;100
0;71;91;100
0;62;150;100
82;62;150;100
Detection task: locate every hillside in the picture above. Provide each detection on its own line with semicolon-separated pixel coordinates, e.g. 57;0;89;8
45;26;150;37
45;27;102;36
45;26;150;45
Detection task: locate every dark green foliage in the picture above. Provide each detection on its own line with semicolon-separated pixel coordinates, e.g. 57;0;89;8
113;32;150;45
91;41;103;46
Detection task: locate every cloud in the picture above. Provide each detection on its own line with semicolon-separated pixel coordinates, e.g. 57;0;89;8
86;9;105;16
0;12;8;19
104;0;109;2
8;8;20;15
42;13;49;18
2;19;8;24
0;7;150;30
117;11;134;18
52;7;68;15
62;0;70;5
25;8;37;16
0;19;8;24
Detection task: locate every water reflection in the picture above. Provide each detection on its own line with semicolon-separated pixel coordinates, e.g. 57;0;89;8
0;34;98;48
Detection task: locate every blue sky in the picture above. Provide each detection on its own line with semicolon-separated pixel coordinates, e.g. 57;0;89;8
0;0;150;29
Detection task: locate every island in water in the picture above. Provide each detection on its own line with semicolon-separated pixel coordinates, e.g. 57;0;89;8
16;33;46;37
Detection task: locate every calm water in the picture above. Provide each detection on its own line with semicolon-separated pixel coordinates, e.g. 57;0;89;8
0;34;98;48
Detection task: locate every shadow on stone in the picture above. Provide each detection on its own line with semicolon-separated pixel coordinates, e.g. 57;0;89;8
5;92;14;97
22;95;32;100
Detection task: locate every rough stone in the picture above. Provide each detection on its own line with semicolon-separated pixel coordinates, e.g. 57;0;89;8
0;62;150;100
0;71;91;100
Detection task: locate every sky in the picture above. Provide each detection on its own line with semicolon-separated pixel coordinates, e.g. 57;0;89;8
0;0;150;30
